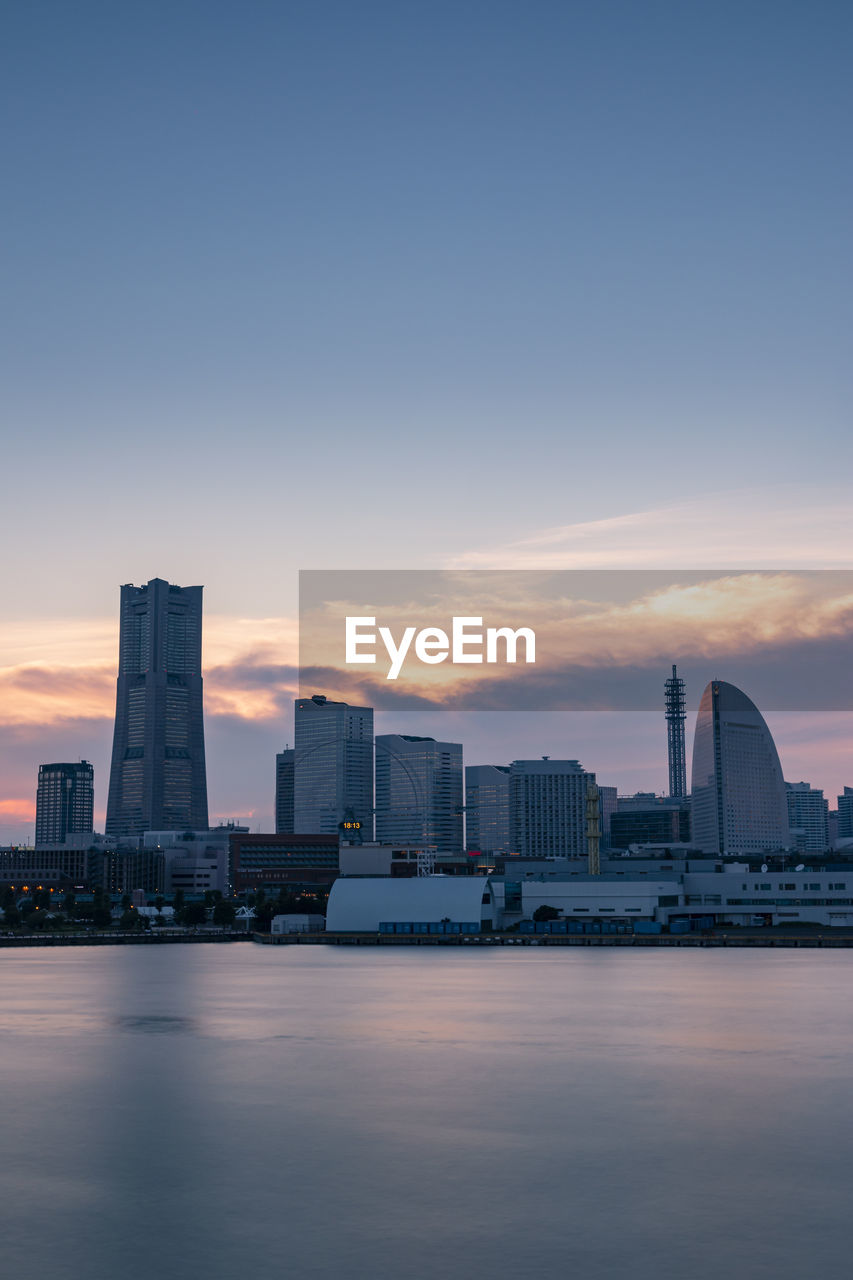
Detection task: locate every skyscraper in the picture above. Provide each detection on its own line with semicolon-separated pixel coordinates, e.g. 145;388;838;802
465;764;510;856
105;578;208;837
293;695;374;837
509;759;594;859
785;782;829;852
275;748;295;834
691;680;789;855
837;787;853;840
376;735;464;856
35;761;94;845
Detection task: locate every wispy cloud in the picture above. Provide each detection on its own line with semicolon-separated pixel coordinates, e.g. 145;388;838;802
447;488;853;570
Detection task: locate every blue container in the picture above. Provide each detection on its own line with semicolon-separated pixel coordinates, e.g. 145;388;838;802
519;921;534;934
632;921;662;935
428;922;443;935
379;922;394;934
395;922;413;934
549;921;567;934
462;922;481;934
669;919;690;934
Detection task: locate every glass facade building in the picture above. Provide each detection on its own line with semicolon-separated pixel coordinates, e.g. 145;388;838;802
35;761;94;845
105;579;208;837
376;735;464;857
465;764;510;856
293;696;374;837
691;680;789;855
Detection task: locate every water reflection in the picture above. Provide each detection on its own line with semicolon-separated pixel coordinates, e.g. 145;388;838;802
1;945;851;1279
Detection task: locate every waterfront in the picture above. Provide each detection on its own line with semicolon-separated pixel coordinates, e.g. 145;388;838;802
2;946;852;1279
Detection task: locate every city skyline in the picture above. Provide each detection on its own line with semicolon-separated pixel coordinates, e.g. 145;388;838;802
4;567;853;844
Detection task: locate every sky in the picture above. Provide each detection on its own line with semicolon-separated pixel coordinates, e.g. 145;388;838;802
2;1;852;840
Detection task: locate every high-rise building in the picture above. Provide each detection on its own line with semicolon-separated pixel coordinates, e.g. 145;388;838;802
35;761;94;845
293;695;373;837
375;735;463;856
275;748;295;834
465;764;510;856
837;787;853;840
509;758;594;859
597;785;618;848
105;579;208;837
785;782;829;852
665;665;687;798
691;681;789;855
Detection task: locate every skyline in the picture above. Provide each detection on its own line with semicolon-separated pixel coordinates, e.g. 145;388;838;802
3;565;853;842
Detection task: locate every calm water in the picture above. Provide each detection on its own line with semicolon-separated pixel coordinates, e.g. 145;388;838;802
1;944;851;1279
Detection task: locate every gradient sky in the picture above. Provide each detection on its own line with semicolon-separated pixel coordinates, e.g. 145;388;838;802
2;1;852;838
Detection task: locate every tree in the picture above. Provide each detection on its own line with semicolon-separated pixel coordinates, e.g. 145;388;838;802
92;887;112;929
212;900;236;927
3;903;20;928
172;889;186;917
533;904;561;923
182;902;207;928
154;895;166;916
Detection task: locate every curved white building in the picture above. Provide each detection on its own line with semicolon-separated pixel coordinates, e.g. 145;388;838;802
691;680;790;855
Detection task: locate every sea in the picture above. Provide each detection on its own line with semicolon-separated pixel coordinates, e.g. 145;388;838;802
1;944;851;1279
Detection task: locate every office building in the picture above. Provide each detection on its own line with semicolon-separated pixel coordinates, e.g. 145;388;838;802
275;748;295;834
838;787;853;840
106;578;208;837
691;680;789;855
610;799;691;849
786;782;829;852
35;761;94;845
509;758;595;859
376;735;463;857
598;785;618;848
229;832;340;895
465;764;510;856
293;695;373;837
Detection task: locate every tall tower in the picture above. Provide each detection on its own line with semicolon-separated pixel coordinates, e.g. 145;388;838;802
665;664;687;799
691;680;789;855
105;579;208;837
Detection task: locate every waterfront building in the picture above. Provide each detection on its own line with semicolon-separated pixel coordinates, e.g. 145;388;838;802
465;764;510;856
228;831;340;895
275;748;295;834
326;875;496;933
105;578;208;837
690;681;789;855
375;735;463;857
509;758;595;859
785;782;829;852
838;787;853;840
610;794;691;849
35;761;94;845
293;696;373;837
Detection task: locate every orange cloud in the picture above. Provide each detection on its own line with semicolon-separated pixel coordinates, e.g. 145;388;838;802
0;798;36;821
0;616;298;728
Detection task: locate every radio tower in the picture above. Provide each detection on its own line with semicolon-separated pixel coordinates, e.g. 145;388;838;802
665;665;687;798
